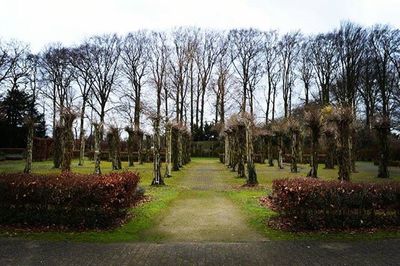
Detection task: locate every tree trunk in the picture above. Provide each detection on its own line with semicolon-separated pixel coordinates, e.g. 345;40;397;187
249;90;254;117
324;134;335;169
290;132;298;173
305;82;309;105
172;126;180;171
133;131;143;165
241;82;247;113
338;125;351;181
176;86;180;122
224;135;229;166
152;117;164;185
164;123;172;177
61;113;75;173
246;123;257;185
220;85;225;124
108;128;121;170
200;88;206;131
267;137;274;166
24;122;34;174
298;133;303;164
126;128;134;167
307;130;319;178
53;125;63;168
350;132;357;173
377;124;390;178
278;136;284;169
237;125;245;177
190;63;194;132
215;93;220;124
178;131;183;168
93;123;102;175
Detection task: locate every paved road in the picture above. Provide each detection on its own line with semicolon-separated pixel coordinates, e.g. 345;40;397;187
1;238;399;266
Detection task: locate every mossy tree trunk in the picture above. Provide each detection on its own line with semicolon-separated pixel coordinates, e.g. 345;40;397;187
152;117;164;185
172;126;180;171
61;112;76;172
307;129;319;178
93;122;102;175
107;127;122;170
24;120;34;174
277;135;284;169
246;123;257;185
337;122;351;181
324;132;335;169
142;135;149;162
224;135;230;166
290;131;299;173
377;126;390;178
350;131;357;173
134;130;143;165
78;109;86;166
237;125;245;178
178;132;183;168
374;115;390;178
298;133;303;164
78;131;85;166
184;132;191;164
126;127;134;167
164;123;172;177
267;137;274;166
228;132;237;171
304;106;322;178
53;125;63;168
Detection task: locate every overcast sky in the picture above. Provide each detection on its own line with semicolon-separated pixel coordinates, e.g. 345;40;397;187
1;0;400;52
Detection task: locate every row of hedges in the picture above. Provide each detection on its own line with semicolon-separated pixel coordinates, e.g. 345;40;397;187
268;178;400;229
0;172;140;229
86;151;167;162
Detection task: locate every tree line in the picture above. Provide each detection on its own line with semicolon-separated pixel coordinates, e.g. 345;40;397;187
0;21;399;176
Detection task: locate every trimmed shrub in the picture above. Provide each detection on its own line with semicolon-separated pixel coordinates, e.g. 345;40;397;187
269;178;400;229
0;171;140;229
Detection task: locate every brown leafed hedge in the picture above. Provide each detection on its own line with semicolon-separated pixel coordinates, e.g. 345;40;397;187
269;178;400;229
0;172;140;229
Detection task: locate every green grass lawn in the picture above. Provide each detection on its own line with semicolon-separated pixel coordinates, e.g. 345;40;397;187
222;160;400;187
0;158;399;242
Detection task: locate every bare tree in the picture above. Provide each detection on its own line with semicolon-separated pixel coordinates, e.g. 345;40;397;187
212;34;231;124
149;32;169;185
298;37;314;105
311;32;338;105
195;30;221;129
0;40;23;88
70;44;94;166
87;34;121;174
333;22;366;109
359;40;379;129
121;31;149;130
185;29;199;132
169;28;191;123
278;31;301;118
263;30;280;122
6;42;31;94
229;28;263;115
121;31;150;164
41;44;74;135
333;22;367;173
369;25;398;178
